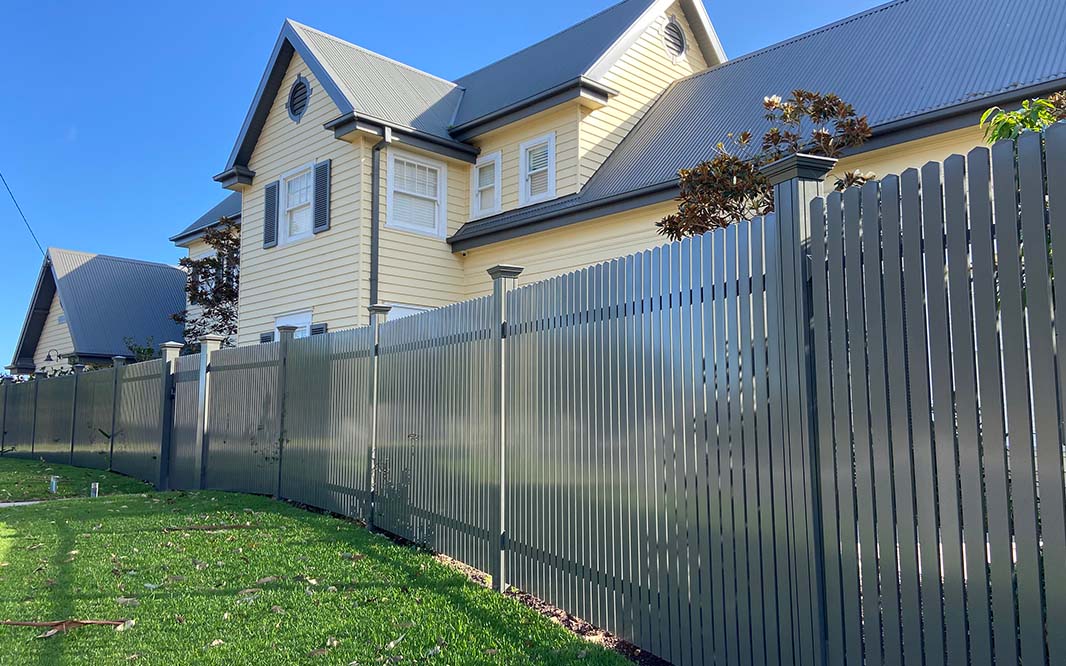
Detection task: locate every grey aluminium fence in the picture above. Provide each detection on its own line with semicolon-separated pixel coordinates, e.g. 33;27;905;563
3;128;1065;665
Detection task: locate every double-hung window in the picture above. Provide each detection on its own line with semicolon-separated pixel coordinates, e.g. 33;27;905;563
281;163;314;243
519;133;556;206
387;150;447;237
471;152;501;218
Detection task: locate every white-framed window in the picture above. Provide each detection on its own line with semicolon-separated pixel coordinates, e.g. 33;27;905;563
280;162;315;244
471;151;501;218
275;310;313;339
519;133;556;206
386;303;432;320
387;150;447;237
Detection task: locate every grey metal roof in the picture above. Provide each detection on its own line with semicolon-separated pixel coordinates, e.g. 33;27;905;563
170;192;242;245
291;21;465;139
450;0;1066;247
450;0;657;129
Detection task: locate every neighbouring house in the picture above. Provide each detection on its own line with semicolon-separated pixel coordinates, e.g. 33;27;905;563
201;0;1066;346
7;249;187;374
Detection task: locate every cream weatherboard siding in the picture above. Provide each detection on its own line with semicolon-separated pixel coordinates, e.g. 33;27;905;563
180;238;213;328
578;2;708;186
375;143;469;310
468;105;582;217
238;51;364;347
829;124;987;185
32;293;75;370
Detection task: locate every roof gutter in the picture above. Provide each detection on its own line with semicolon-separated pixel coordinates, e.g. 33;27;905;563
448;77;617;142
325;112;479;163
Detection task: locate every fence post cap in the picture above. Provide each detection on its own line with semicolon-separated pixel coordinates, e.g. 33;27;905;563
367;303;392;315
199;334;228;343
487;265;524;280
760;153;837;186
111;356;127;367
160;341;184;351
72;364;86;373
276;325;298;343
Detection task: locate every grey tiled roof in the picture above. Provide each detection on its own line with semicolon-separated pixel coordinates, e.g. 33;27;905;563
450;0;1066;245
451;0;658;128
170;192;242;244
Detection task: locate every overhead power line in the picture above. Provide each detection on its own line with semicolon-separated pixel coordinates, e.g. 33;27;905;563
0;169;45;256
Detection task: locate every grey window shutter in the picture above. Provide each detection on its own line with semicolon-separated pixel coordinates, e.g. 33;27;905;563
260;332;275;344
310;323;328;336
264;180;280;248
313;160;331;234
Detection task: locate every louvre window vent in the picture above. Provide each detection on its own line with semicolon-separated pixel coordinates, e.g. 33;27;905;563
664;18;686;58
287;76;311;122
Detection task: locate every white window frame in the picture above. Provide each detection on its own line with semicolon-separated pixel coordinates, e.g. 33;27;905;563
279;161;315;246
385;302;432;320
519;132;556;206
470;151;501;218
275;310;313;339
386;149;448;238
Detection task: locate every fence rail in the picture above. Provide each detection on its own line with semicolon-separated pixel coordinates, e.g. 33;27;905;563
3;128;1065;665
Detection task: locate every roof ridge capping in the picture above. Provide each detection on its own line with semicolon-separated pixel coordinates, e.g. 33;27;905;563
286;19;461;89
48;247;183;272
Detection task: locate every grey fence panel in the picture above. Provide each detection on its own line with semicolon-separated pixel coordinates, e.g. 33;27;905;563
376;296;496;574
169;354;202;490
205;343;279;495
812;130;1066;665
71;368;115;469
506;222;786;666
282;325;374;518
1;382;37;457
113;359;164;484
32;375;76;463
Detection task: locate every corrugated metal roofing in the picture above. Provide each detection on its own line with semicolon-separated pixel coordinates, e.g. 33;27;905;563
170;192;242;244
452;0;1066;243
451;0;657;128
49;248;187;356
291;21;465;139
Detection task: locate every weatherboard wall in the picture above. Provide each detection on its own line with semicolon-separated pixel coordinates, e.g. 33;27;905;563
32;292;74;372
238;50;364;346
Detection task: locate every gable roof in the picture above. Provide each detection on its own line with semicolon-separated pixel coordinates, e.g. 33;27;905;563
217;0;724;179
170;192;242;245
449;0;1066;249
450;0;722;133
8;249;187;372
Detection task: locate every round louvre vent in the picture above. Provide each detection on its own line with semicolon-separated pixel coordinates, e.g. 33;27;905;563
287;75;311;122
664;18;686;59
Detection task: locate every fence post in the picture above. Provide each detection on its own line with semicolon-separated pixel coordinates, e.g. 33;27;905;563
67;364;84;465
158;342;183;490
273;326;297;499
366;304;391;528
195;335;226;490
107;356;126;469
29;378;39;458
761;153;836;664
0;378;6;455
488;264;523;593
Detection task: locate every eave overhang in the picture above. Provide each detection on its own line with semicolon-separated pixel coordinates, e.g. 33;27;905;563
448;77;617;142
212;166;255;190
326;112;480;163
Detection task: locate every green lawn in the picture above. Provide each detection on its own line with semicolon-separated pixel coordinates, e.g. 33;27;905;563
0;457;152;501
0;462;628;665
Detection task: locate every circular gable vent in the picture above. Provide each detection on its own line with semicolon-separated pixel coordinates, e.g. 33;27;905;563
287;75;311;122
664;18;686;59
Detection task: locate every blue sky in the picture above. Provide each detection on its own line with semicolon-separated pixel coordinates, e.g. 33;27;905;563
1;0;884;361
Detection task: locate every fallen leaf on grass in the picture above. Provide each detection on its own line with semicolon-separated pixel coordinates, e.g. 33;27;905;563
116;619;136;632
1;619;128;639
163;523;255;533
270;605;285;614
207;639;225;648
255;576;278;585
116;597;139;607
26;543;42;551
385;634;405;650
167;575;185;582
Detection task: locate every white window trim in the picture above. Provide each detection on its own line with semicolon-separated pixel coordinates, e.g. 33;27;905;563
470;151;502;219
519;132;556;206
279;161;315;246
385;302;432;320
386;149;448;238
275;310;313;339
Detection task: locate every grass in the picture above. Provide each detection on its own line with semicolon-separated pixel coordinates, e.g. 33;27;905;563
0;461;629;665
0;457;152;501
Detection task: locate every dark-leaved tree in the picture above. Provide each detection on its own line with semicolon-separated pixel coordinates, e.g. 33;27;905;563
173;217;240;347
657;90;872;240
